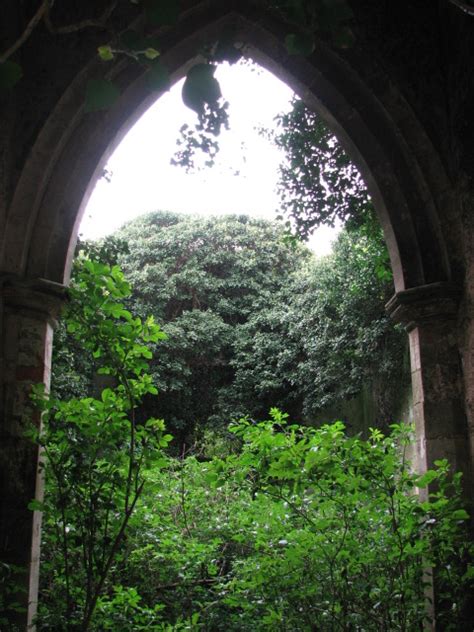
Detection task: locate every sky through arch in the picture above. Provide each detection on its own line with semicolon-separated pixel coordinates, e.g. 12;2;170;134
80;61;339;254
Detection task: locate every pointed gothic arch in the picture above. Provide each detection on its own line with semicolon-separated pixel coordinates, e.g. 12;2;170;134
0;6;456;290
1;2;472;628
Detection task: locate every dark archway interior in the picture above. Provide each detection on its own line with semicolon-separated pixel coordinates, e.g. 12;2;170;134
0;6;456;290
1;1;473;628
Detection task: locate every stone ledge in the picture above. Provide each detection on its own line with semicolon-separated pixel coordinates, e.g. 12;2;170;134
386;282;461;331
0;274;66;321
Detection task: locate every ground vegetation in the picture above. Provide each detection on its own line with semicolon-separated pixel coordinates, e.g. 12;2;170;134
35;257;474;630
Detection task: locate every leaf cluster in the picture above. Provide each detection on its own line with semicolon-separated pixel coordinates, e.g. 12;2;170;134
265;97;373;238
38;410;474;630
31;255;172;631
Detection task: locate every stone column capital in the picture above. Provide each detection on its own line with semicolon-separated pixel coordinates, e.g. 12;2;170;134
386;282;461;332
0;274;66;323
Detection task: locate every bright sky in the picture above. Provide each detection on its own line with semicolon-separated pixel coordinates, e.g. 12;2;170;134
80;61;338;255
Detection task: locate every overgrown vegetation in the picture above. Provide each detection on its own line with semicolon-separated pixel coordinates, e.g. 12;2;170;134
52;212;405;446
228;219;404;426
36;73;453;631
29;257;172;630
31;251;473;631
3;2;474;629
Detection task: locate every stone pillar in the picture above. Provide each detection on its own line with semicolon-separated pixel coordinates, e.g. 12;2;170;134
460;197;474;511
0;276;65;630
387;281;472;629
386;282;472;492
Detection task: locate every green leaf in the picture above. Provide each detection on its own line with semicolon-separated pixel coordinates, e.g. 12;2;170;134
145;0;179;26
204;471;218;486
451;509;469;521
98;45;114;62
0;61;23;91
27;500;45;512
85;79;120;112
144;47;160;60
285;33;315;56
416;470;439;488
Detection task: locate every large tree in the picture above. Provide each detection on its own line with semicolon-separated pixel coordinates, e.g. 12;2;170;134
52;212;405;444
114;211;311;443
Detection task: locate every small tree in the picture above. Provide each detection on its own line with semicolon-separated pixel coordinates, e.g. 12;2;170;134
29;255;172;631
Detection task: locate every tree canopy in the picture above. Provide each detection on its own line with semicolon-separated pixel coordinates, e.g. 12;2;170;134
227;221;406;427
52;211;405;446
114;212;310;442
264;97;373;238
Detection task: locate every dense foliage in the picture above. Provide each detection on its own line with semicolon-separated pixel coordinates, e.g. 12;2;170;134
5;3;474;629
30;257;172;631
36;251;473;631
114;212;311;443
265;97;373;238
52;213;405;444
229;221;406;426
37;388;474;629
104;417;474;631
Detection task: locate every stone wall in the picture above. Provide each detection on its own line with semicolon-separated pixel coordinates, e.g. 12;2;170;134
460;182;474;481
308;372;413;439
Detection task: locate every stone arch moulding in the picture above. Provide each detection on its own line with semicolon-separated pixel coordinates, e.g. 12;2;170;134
1;1;455;293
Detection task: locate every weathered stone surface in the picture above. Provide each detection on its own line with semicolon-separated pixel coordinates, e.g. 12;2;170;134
0;278;65;628
387;285;472;500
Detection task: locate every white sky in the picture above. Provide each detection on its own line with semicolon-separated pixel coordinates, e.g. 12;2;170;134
80;61;338;255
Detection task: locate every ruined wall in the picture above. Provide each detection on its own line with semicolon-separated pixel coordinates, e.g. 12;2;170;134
308;371;413;438
460;184;474;472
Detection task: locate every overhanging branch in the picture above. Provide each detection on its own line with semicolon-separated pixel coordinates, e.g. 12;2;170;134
448;0;474;16
44;1;118;35
0;0;50;63
0;0;119;64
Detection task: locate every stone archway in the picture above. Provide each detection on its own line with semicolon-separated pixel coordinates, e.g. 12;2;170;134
0;6;457;289
1;1;473;628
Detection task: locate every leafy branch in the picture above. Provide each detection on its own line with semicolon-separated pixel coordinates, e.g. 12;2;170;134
30;255;171;631
0;0;118;64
